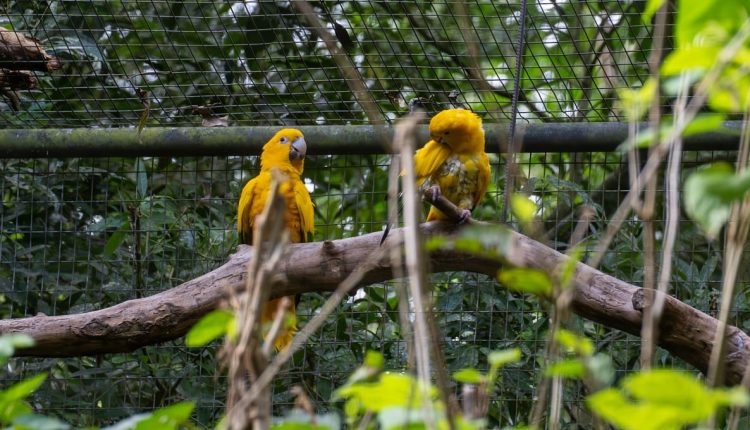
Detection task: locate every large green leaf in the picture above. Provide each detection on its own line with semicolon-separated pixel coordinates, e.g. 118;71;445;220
185;309;235;347
684;162;750;239
497;268;553;297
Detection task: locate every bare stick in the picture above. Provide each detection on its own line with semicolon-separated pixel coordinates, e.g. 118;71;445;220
707;98;750;388
261;297;292;358
387;142;416;370
728;94;750;428
226;170;289;430
639;0;669;369
642;71;689;371
397;114;435;417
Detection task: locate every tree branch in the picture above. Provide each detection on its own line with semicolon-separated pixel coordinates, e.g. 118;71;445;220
1;211;749;385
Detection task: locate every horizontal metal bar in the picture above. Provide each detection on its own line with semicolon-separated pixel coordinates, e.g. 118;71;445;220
0;122;743;158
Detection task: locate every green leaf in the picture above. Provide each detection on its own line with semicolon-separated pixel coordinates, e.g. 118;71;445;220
345;351;385;385
363;350;384;369
684;162;750;239
587;368;746;430
0;400;32;425
707;68;750;113
272;410;340;429
452;368;486;384
545;359;585;379
511;194;536;223
376;406;449;430
623;370;716;417
587;388;684;430
587;353;616;387
497;268;553;297
185;309;234;347
103;228;128;257
0;373;48;424
559;247;582;290
617;78;657;121
135;401;195;430
555;329;594;357
150;401;195;422
272;422;334;430
631;114;727;149
0;334;34;365
682;113;727;137
426;224;512;259
2;373;47;401
12;414;71;430
662;45;721;75
334;373;436;412
674;0;748;48
487;348;522;369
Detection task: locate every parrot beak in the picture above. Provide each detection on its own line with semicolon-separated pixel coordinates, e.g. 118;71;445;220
289;136;307;161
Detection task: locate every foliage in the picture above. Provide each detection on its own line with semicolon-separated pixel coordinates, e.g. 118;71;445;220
186;309;236;347
683;162;750;239
1;0;750;428
587;369;748;430
0;334;196;430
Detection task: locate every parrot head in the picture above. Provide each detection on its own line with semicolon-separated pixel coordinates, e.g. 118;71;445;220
260;128;308;173
428;108;484;153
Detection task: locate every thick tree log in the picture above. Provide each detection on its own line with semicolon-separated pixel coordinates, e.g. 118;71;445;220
0;222;748;385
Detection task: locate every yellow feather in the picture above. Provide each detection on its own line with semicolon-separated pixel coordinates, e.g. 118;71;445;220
236;128;315;350
413;109;490;222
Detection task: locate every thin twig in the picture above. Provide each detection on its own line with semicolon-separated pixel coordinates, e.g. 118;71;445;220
226;170;290;430
398;112;442;429
386;153;415;370
728;96;750;430
261;296;292;357
638;0;668;370
707;96;750;389
642;72;688;372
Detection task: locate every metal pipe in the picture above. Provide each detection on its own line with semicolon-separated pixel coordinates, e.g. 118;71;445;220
0;122;742;158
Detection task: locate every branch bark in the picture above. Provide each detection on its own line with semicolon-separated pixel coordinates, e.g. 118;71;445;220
1;221;748;385
0;28;61;72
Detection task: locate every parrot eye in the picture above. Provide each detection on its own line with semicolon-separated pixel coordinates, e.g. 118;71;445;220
279;136;289;144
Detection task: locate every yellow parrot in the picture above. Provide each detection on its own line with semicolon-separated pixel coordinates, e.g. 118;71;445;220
414;108;490;222
237;128;314;350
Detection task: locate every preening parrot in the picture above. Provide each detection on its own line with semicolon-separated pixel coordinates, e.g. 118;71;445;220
237;128;314;350
414;108;490;222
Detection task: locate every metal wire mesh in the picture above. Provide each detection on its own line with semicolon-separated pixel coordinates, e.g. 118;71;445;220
0;0;658;128
0;1;743;429
1;150;740;428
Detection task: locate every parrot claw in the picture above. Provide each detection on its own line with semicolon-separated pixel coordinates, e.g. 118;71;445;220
458;209;472;224
428;185;441;202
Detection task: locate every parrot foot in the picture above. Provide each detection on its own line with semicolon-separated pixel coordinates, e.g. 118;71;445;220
458;209;472;224
427;185;442;202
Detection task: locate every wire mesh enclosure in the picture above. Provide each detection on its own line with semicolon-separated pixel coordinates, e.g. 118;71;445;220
0;0;659;128
0;0;744;429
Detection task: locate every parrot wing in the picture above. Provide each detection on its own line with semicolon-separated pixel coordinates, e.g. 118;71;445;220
414;139;452;187
294;179;315;242
237;176;258;245
474;151;491;208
